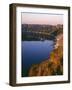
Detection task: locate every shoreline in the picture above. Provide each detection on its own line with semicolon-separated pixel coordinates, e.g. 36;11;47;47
28;34;63;76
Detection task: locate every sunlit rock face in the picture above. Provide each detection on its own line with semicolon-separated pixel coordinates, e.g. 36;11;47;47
54;34;63;49
28;34;63;76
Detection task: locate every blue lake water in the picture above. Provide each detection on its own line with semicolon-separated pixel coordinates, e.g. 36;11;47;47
22;40;54;77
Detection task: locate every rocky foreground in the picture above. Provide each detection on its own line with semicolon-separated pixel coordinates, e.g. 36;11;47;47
28;34;63;76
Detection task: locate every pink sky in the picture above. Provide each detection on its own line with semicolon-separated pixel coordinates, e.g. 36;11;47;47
21;13;63;25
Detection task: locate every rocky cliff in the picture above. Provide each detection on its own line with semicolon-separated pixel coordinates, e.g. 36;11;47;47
28;34;63;76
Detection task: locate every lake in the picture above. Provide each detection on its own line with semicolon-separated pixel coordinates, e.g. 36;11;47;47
22;40;54;77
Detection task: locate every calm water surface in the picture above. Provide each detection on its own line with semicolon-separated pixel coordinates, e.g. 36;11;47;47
22;40;54;77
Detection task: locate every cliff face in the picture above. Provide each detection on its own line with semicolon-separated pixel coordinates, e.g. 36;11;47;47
28;34;63;76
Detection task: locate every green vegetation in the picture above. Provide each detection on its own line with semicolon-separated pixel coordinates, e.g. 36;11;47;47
22;24;63;41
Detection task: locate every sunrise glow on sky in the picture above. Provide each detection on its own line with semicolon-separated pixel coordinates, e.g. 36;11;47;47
21;13;63;25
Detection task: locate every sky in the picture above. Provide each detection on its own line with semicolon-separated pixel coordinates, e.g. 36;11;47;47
21;13;63;25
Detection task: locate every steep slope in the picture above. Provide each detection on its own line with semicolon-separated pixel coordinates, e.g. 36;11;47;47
28;34;63;76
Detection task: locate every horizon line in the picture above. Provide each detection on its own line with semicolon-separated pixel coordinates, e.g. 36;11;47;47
22;23;63;25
